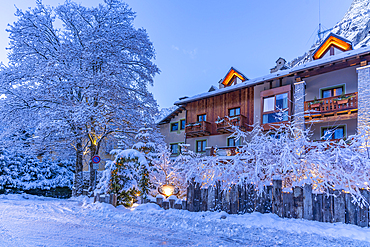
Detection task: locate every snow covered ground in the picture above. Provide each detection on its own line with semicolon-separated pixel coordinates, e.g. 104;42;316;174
0;194;369;246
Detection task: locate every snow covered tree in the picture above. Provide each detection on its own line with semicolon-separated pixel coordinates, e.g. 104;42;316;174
95;149;149;206
0;0;159;196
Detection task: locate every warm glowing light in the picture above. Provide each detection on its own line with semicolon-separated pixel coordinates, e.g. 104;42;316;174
313;35;352;60
158;184;179;198
221;69;246;86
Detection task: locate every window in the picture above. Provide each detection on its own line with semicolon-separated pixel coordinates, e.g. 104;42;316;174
321;126;345;140
227;137;240;147
180;119;186;130
170;122;179;131
229;107;240;117
321;85;345;98
196;140;206;152
170;143;179;154
197;114;206;122
262;93;289;124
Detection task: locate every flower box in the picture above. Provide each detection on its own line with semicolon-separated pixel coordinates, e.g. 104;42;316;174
310;103;321;108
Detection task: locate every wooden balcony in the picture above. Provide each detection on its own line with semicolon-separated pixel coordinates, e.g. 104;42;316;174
185;121;211;138
216;115;251;134
304;92;358;121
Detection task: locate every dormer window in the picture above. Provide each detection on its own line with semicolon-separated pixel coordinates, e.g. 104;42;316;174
313;33;352;60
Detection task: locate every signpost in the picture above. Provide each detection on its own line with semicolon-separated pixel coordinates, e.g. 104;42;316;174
92;155;101;170
92;155;101;190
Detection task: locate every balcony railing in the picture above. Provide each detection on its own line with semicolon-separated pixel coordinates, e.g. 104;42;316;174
216;115;251;134
304;92;358;118
185;121;211;138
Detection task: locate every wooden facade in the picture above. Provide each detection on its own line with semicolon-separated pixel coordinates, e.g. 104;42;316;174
185;87;254;137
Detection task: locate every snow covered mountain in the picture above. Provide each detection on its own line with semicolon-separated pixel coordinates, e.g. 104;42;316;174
290;0;370;67
154;106;177;123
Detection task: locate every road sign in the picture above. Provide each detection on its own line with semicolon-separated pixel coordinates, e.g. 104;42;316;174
92;155;101;164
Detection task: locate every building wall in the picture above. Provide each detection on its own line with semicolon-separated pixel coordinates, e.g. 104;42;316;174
159;111;186;146
305;66;359;101
253;77;294;124
308;118;357;140
185;87;254;135
186;133;234;152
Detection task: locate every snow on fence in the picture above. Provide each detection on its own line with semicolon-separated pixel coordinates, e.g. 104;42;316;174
186;180;370;228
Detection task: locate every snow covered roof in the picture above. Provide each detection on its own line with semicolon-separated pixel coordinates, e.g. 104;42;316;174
175;45;370;105
157;106;185;125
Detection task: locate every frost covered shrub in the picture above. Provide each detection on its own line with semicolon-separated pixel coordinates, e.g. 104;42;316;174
0;151;74;192
177;122;370;202
96;149;149;207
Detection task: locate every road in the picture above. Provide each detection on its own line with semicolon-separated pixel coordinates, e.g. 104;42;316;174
0;194;369;247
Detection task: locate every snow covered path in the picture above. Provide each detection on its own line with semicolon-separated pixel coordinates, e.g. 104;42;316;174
0;194;370;247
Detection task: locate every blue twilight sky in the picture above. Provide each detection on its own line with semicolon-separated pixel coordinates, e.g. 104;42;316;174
0;0;352;108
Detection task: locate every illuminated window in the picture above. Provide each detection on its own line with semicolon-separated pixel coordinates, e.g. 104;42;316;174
229;107;240;117
196;140;206;152
197;114;206;122
170;122;178;131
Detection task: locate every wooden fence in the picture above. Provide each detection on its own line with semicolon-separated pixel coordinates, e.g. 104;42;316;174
186;180;370;228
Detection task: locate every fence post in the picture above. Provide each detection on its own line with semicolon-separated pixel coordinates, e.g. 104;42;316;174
194;183;201;212
303;184;313;220
112;194;117;207
187;182;194;212
272;179;283;217
207;185;216;211
156;195;164;208
245;183;255;213
169;198;175;209
293;187;304;219
312;193;323;222
222;188;230;213
345;193;356;225
230;185;239;214
215;182;222;211
358;189;369;227
201;188;208;211
322;190;334;223
238;184;246;214
333;190;345;223
283;192;293;218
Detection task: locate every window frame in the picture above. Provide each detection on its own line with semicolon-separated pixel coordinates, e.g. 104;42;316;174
196;139;207;153
197;114;207;122
260;84;291;128
320;84;346;99
228;107;241;117
321;125;346;140
170;122;179;132
227;137;241;147
170;142;184;155
179;119;186;130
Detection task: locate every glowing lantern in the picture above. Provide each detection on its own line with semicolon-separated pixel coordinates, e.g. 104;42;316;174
158;184;179;198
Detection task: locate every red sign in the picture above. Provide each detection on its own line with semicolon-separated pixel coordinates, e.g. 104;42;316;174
92;155;101;164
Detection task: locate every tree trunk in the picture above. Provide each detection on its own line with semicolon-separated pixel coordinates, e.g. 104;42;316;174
73;140;83;197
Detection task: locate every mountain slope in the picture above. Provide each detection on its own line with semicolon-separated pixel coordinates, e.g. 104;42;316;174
290;0;370;67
